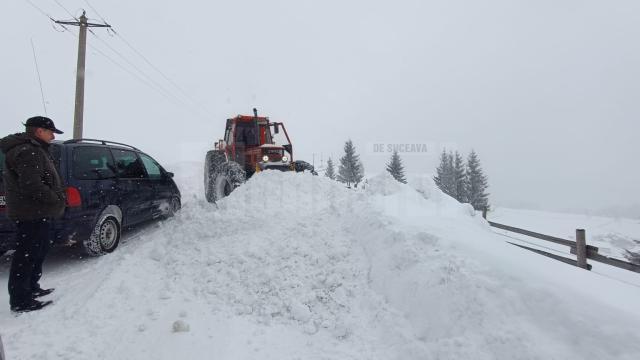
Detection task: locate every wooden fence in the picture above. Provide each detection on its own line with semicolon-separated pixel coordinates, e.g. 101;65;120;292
482;211;640;273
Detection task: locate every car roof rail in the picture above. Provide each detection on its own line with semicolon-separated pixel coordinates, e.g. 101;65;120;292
63;138;140;151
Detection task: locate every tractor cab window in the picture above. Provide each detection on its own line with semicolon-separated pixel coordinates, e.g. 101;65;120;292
235;122;259;146
272;128;291;150
224;128;231;145
260;124;273;144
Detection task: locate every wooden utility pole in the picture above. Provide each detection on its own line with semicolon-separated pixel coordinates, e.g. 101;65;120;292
55;11;111;139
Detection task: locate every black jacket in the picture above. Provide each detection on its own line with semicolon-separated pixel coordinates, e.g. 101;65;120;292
0;133;65;221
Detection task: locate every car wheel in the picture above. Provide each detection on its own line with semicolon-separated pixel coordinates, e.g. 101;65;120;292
83;216;121;256
166;197;181;218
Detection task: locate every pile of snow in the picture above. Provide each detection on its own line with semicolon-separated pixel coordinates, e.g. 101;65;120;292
1;166;640;359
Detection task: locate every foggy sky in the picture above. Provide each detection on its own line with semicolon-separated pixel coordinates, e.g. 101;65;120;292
2;0;639;215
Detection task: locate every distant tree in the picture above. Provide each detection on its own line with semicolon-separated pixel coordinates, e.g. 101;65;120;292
337;139;363;188
453;151;467;202
386;150;407;184
324;157;336;180
433;149;455;197
355;159;365;188
433;149;447;193
466;150;490;210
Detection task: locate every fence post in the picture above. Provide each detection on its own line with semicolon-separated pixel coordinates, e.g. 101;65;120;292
482;207;487;219
576;229;588;270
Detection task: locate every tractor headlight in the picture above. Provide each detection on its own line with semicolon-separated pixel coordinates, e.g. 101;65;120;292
262;155;269;162
282;156;288;162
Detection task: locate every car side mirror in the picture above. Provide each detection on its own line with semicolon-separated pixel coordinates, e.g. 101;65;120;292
166;172;174;178
274;123;280;134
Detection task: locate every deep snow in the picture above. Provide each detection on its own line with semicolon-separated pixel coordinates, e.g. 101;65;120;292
488;207;640;261
1;164;639;359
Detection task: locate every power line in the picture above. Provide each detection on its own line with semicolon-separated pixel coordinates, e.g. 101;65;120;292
30;38;48;116
83;0;108;24
60;24;194;113
59;25;181;107
24;0;207;117
51;0;77;20
23;0;55;21
81;0;206;111
114;32;199;106
88;29;189;108
84;0;209;115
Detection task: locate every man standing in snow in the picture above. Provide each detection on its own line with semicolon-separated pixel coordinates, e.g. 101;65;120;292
0;116;65;312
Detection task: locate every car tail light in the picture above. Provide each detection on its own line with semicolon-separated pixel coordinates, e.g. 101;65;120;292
0;193;5;212
66;187;82;207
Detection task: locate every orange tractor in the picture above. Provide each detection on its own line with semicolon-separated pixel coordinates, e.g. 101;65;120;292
204;109;315;202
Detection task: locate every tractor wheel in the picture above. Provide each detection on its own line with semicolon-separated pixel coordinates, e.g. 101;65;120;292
204;151;227;203
205;150;245;203
212;162;245;201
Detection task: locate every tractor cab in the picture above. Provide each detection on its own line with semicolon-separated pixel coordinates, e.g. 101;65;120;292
215;110;294;177
205;109;317;203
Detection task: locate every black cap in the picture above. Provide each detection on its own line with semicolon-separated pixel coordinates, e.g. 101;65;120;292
24;116;64;134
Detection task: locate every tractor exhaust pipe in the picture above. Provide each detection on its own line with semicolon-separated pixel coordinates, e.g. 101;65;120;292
253;108;258;117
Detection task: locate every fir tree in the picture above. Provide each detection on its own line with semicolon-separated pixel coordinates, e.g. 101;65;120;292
386;150;407;184
337;139;363;188
433;149;447;190
453;151;467;202
466;150;490;210
324;157;336;180
433;149;455;197
355;159;365;188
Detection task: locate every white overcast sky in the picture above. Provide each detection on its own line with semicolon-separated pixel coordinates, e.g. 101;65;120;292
2;0;639;214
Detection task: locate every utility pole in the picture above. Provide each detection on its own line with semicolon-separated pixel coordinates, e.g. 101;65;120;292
55;11;111;139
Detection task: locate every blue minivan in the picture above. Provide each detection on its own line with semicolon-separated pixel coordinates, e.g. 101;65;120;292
0;139;181;256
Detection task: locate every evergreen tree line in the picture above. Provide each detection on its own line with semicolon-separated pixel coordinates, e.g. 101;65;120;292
324;139;408;187
323;140;489;211
323;139;403;188
433;149;490;210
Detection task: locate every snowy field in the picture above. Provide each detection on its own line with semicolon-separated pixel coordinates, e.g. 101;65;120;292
488;207;640;261
1;162;640;359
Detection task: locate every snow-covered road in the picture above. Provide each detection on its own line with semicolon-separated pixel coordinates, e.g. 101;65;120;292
1;165;640;359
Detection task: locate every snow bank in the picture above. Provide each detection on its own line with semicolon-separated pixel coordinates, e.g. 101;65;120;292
1;166;640;359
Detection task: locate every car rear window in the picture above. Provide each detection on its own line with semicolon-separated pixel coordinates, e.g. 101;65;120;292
72;146;117;180
49;144;62;171
0;150;5;178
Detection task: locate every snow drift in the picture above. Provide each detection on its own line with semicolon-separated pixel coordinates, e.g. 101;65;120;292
1;166;639;359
